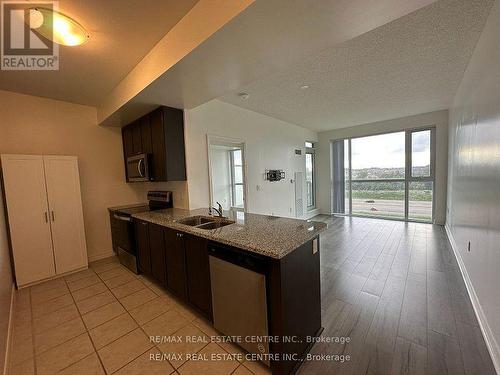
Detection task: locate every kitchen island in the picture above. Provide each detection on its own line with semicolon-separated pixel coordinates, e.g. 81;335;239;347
132;208;326;375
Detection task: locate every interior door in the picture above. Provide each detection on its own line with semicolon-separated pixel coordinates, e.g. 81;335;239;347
0;155;55;286
43;156;88;274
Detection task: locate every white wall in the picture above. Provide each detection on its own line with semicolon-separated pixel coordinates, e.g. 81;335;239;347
185;100;317;218
0;180;13;374
447;0;500;370
0;90;187;262
316;110;449;224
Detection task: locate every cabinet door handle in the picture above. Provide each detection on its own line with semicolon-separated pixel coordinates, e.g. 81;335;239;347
44;212;48;223
51;211;55;221
177;233;183;238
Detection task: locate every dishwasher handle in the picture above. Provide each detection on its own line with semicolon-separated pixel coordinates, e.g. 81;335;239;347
208;244;266;274
113;214;132;222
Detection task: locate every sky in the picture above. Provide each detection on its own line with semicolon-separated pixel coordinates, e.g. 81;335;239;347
349;131;430;169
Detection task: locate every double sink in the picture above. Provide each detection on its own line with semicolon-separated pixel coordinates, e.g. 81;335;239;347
176;215;234;230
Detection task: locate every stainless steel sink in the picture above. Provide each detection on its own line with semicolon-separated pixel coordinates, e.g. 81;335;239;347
196;220;234;230
177;216;215;226
176;215;234;230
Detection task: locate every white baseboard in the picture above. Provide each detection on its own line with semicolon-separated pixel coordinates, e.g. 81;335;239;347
3;283;14;375
88;250;116;263
445;224;500;374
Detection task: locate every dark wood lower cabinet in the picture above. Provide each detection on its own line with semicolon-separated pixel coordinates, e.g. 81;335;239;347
185;235;212;319
267;239;322;375
149;223;166;286
135;220;151;274
134;221;212;319
163;228;188;300
134;219;322;373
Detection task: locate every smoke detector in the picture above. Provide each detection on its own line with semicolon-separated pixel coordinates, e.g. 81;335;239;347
238;92;250;101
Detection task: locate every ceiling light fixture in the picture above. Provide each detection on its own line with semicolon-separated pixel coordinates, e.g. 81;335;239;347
300;84;310;90
238;92;250;101
28;8;89;46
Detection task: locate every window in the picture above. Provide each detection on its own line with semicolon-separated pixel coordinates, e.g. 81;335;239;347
411;130;431;177
408;129;433;220
351;132;406;179
230;149;244;208
305;142;316;209
332;128;435;222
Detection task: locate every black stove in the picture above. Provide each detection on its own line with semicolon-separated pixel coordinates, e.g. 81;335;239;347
109;191;172;273
112;191;173;216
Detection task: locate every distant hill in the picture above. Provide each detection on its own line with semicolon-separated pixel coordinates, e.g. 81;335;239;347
351;165;430;180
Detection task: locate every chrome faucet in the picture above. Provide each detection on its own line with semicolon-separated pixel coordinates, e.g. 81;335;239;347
210;202;223;217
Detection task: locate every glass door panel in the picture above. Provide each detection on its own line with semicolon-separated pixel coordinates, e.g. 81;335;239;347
351;181;405;219
411;130;431;177
305;153;314;207
408;181;433;221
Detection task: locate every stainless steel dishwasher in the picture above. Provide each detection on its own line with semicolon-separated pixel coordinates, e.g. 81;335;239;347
209;244;270;365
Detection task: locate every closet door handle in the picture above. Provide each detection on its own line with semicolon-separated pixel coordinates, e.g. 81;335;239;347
51;211;55;222
44;212;48;223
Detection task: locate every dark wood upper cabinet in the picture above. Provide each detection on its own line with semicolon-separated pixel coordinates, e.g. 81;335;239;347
162;107;186;181
122;126;134;159
121;106;186;183
132;121;142;154
185;235;212;319
150;108;166;181
149;223;167;286
140;116;152;154
164;227;187;299
150;107;186;182
135;220;151;275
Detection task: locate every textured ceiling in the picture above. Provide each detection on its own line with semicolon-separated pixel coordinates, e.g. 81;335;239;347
98;0;437;126
0;0;198;106
219;0;494;131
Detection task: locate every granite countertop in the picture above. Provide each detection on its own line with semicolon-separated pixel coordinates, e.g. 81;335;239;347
108;203;148;212
132;208;327;259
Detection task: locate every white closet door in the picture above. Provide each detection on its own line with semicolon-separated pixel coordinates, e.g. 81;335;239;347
43;156;88;274
0;155;55;286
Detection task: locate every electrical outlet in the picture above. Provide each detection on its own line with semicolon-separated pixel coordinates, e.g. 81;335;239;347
467;241;471;252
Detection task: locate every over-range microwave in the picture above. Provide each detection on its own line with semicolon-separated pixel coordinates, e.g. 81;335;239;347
126;153;152;182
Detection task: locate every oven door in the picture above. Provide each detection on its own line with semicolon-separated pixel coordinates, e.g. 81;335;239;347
127;153;150;182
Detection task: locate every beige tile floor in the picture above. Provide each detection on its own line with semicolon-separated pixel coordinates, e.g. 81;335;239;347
8;257;271;375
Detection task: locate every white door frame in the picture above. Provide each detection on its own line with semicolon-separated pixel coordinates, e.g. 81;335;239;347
206;134;248;212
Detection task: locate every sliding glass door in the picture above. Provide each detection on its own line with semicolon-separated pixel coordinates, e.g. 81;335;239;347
332;128;434;222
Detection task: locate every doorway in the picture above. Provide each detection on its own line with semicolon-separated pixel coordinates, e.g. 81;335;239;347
208;136;247;212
